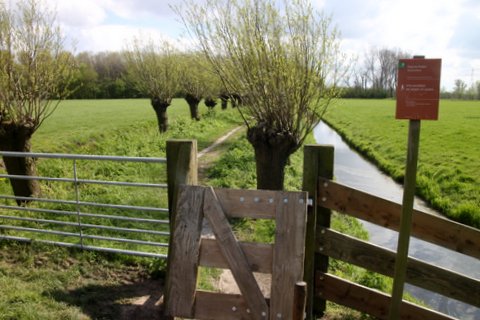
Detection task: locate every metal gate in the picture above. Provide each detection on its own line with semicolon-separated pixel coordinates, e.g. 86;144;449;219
0;151;169;258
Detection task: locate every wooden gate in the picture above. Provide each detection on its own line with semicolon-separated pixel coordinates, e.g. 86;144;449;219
165;185;308;320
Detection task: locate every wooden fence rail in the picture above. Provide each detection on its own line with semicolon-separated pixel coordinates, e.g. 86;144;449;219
300;144;480;319
313;176;480;319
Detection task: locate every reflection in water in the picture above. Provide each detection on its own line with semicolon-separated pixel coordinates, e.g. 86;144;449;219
314;121;480;319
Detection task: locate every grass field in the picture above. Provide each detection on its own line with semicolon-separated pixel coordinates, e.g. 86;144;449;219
1;99;243;256
0;99;245;319
324;99;480;228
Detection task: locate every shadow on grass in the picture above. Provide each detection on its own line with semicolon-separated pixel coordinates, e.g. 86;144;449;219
46;278;168;320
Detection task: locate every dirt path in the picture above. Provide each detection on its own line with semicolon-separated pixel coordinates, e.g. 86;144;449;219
197;125;245;183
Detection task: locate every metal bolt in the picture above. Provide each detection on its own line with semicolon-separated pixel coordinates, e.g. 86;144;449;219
240;197;245;202
254;197;260;203
299;198;304;204
322;197;327;202
319;246;324;251
324;182;328;187
246;309;251;314
321;228;326;234
283;198;288;203
262;311;267;317
268;198;274;203
277;313;282;318
232;306;237;312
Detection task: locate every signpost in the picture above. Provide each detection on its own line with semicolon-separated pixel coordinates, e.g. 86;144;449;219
388;56;441;320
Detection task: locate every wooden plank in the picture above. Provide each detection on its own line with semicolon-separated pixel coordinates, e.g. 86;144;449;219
302;145;334;318
166;140;198;224
270;191;308;320
317;228;480;308
213;188;277;219
389;119;421;320
164;185;204;318
318;177;480;260
203;187;269;320
316;272;456;320
199;238;273;273
194;291;271;320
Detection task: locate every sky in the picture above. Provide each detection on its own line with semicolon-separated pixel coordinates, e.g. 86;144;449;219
10;0;480;90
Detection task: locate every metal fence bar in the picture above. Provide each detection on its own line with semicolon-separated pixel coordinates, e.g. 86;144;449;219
0;235;168;259
0;225;169;247
73;159;84;248
0;151;167;163
0;214;170;236
0;174;167;189
0;195;169;214
0;205;169;224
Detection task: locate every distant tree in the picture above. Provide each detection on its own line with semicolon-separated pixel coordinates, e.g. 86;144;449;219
180;0;345;190
0;0;76;203
69;53;99;99
453;79;467;99
360;47;409;97
178;52;214;120
125;38;180;132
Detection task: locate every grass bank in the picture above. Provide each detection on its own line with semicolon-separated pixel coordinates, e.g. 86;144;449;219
324;99;480;228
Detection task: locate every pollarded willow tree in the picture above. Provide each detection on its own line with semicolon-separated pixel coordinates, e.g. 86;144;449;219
0;0;76;203
125;37;180;133
179;0;345;190
178;52;221;120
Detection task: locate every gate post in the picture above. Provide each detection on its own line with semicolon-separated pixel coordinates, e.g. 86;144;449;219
302;144;334;319
166;139;198;226
165;140;198;320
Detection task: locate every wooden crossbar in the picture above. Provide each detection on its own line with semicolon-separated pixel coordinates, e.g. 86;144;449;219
204;187;269;320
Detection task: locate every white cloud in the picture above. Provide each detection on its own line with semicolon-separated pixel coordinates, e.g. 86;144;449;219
11;0;479;89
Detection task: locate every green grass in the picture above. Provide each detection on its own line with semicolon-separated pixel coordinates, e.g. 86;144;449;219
1;99;243;256
0;99;244;319
324;99;480;228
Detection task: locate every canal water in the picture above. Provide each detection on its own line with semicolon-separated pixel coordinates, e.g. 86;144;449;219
313;121;480;319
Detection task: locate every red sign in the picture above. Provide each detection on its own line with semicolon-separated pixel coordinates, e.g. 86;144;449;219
396;58;442;120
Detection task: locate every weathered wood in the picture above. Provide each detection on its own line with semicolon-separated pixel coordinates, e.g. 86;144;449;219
316;272;456;320
293;282;307;320
164;185;204;318
270;191;308;320
200;238;273;273
302;144;334;319
389;119;422;320
203;187;269;320
318;177;480;260
194;291;271;320
317;228;480;308
166;139;198;224
212;188;277;219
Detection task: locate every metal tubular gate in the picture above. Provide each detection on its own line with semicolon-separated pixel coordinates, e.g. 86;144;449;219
0;151;169;258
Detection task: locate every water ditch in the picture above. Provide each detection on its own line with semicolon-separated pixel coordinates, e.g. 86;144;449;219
313;121;480;319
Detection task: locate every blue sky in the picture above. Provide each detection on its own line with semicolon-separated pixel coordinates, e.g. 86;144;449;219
18;0;480;90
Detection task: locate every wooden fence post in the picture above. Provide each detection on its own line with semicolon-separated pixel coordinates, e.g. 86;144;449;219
166;139;198;226
302;144;334;319
165;140;198;320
